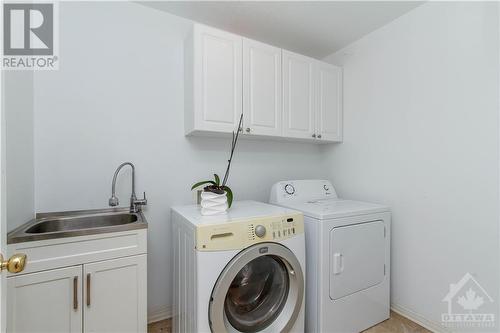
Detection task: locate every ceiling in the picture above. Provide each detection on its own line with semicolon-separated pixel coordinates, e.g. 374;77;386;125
141;1;423;59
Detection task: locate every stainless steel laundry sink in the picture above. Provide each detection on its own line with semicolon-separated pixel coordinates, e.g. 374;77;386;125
8;208;148;244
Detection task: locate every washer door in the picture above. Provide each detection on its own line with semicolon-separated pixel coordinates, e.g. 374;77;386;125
209;243;304;333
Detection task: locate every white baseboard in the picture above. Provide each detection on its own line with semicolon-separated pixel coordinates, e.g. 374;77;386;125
148;303;452;331
391;303;452;333
148;306;172;324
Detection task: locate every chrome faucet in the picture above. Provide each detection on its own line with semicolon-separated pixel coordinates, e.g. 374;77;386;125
109;162;147;213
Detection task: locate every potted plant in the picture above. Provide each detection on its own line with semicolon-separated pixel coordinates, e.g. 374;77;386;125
191;114;243;215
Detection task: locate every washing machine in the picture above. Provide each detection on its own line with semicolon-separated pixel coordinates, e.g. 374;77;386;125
270;180;391;333
171;200;306;333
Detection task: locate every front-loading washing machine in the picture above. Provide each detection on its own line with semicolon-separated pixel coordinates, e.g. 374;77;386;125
171;200;306;333
270;180;391;333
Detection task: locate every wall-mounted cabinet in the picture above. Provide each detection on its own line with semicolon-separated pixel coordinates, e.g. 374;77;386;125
185;23;343;143
184;24;242;134
243;38;283;137
282;50;316;140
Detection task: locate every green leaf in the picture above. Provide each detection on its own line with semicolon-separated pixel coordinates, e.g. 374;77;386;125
214;174;220;186
222;186;233;208
191;180;216;190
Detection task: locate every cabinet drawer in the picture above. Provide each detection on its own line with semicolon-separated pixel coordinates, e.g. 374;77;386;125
7;229;147;275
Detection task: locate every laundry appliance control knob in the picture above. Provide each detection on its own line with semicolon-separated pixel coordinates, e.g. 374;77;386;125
284;184;295;195
255;225;266;238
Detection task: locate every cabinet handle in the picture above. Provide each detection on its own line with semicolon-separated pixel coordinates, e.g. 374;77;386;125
312;134;316;138
317;134;322;139
73;276;78;310
86;273;91;307
245;128;251;133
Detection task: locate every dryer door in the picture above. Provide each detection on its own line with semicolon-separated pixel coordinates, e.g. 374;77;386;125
330;220;386;300
209;243;304;333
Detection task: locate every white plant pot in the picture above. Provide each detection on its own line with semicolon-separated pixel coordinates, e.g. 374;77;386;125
200;191;228;216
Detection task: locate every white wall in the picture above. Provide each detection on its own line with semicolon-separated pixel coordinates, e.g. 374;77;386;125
33;2;326;317
323;2;499;330
4;71;35;231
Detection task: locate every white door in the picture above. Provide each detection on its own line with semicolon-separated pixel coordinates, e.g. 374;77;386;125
329;221;385;300
282;50;316;140
242;38;282;137
193;24;242;133
84;255;147;333
317;62;343;142
7;266;83;333
0;37;5;333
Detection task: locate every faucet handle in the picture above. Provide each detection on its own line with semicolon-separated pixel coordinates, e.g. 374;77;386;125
135;192;147;205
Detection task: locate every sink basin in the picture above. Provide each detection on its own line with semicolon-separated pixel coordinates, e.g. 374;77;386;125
8;208;147;244
25;213;138;234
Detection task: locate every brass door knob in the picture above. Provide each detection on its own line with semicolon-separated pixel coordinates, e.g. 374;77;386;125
0;253;27;273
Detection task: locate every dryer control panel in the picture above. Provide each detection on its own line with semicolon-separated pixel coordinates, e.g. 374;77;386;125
196;212;304;251
270;179;338;203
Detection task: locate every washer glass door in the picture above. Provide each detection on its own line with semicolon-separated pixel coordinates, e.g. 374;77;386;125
209;243;304;333
225;255;289;332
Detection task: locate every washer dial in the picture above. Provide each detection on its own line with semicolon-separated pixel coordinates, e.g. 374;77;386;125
255;225;266;238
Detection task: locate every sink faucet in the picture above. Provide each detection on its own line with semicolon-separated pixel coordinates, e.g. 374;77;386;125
109;162;147;213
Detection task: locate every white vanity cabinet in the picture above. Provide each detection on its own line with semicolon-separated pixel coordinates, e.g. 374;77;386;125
7;266;83;333
84;255;147;333
6;229;147;333
185;23;343;143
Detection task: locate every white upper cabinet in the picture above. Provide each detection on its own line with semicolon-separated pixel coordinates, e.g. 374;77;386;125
185;23;342;143
243;38;282;137
317;62;343;142
282;50;316;140
185;24;242;134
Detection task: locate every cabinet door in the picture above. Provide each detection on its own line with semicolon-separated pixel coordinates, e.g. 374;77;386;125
193;24;242;133
317;62;343;142
282;50;316;139
7;266;82;333
84;255;147;333
243;38;282;136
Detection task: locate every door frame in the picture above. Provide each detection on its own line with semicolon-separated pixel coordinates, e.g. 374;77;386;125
0;1;6;329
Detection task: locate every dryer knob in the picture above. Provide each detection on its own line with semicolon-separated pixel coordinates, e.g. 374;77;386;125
255;225;266;238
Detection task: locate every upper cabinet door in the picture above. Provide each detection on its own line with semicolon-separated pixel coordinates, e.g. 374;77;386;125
282;50;316;139
189;24;242;134
242;38;282;137
317;62;343;142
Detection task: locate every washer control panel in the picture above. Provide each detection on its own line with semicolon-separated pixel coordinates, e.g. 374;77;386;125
196;212;304;251
271;217;299;240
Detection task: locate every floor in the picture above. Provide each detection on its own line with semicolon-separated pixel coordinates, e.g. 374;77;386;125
147;311;431;333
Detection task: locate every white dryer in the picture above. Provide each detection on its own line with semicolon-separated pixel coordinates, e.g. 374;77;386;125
270;180;390;333
171;200;306;333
